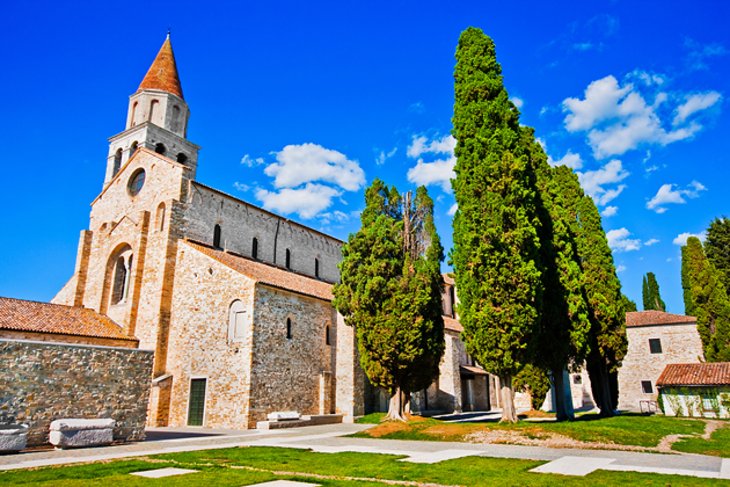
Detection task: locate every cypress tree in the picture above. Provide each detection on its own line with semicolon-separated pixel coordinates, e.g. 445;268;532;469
705;217;730;294
642;272;666;311
333;179;445;421
451;27;542;423
621;295;637;312
552;166;627;417
526;128;590;421
681;237;730;362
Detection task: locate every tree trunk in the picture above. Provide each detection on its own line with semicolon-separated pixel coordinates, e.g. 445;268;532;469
386;386;407;421
552;368;574;421
587;351;614;417
499;374;518;423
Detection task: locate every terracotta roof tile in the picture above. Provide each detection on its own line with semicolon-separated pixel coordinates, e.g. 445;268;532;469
185;240;333;301
626;310;696;327
137;35;183;99
443;315;463;333
0;297;136;342
656;362;730;386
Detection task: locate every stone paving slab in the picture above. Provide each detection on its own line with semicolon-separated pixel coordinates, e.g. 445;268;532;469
399;449;482;464
130;467;198;478
530;456;616;476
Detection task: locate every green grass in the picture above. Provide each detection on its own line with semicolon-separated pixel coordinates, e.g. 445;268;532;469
672;422;730;457
355;412;386;424
0;446;725;486
354;412;707;448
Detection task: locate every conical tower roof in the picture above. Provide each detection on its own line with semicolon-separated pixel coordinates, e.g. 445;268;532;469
137;34;183;99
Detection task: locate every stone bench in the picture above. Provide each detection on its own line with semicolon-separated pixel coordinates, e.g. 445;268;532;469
0;424;28;453
49;418;115;449
267;411;301;421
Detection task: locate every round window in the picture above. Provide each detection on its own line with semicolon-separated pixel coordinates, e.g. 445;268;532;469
128;169;146;196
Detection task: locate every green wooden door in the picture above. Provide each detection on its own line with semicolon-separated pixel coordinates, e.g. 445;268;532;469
187;378;207;426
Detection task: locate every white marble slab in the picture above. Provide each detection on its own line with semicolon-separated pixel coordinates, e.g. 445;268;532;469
130;467;198;478
530;456;615;476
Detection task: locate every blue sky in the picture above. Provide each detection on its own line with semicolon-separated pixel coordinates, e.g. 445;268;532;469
1;1;728;313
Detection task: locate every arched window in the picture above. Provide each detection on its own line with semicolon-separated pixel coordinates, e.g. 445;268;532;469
213;224;222;249
252;237;259;260
286;317;292;339
129;141;139;159
149;99;159;122
228;300;247;343
177;153;188;164
156;203;166;232
111;254;133;304
130;101;138;126
325;325;331;345
285;249;291;269
172;105;181;132
155;143;166;155
314;258;320;279
113;148;122;176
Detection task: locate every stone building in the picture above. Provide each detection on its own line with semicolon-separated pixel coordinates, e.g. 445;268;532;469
657;362;730;418
51;35;363;429
617;310;704;411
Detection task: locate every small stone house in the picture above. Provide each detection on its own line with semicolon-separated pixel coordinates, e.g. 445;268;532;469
657;363;730;418
0;297;153;446
617;310;704;411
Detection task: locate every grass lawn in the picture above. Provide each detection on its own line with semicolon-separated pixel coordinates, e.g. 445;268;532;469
672;421;730;457
354;412;708;449
0;446;726;486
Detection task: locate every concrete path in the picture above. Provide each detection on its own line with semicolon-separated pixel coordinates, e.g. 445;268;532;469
0;423;727;480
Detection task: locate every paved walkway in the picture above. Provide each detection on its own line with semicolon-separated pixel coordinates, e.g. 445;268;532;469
1;423;728;480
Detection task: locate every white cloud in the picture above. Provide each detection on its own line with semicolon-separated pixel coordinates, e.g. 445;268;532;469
407;134;456;158
407;134;456;192
548;150;583;170
562;75;720;158
673;92;722;125
673;232;707;246
606;228;641;252
644;238;660;246
375;147;397;166
616;264;627;273
264;143;365;192
319;210;352;225
601;206;618;217
646;180;707;213
448;203;457;216
577;159;629;206
255;183;341;219
510;96;524;109
233;182;251;192
684;38;728;72
241;154;265;167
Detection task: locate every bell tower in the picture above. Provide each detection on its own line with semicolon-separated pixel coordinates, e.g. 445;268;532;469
104;34;199;186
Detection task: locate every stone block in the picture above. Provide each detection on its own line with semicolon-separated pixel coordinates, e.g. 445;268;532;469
267;411;301;421
0;424;28;453
49;418;115;448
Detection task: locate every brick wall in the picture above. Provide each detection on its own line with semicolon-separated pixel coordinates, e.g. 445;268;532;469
0;339;153;446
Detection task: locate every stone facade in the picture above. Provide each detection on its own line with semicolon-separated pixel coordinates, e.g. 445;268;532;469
618;320;704;411
0;339;153;446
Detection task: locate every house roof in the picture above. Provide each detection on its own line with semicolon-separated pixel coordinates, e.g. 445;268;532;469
443;315;463;333
0;297;136;342
657;362;730;386
626;310;696;327
460;364;489;376
185;240;334;301
137;34;184;99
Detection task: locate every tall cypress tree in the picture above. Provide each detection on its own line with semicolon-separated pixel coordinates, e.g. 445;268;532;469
525;128;590;421
333;179;445;421
681;237;730;362
553;166;627;417
451;27;542;423
642;272;666;311
705;217;730;294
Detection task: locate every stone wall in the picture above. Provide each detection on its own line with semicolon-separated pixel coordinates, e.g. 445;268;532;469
184;183;342;283
0;339;153;446
248;285;337;426
618;322;704;411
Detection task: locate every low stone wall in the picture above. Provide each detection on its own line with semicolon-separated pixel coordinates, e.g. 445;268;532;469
0;339;154;446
